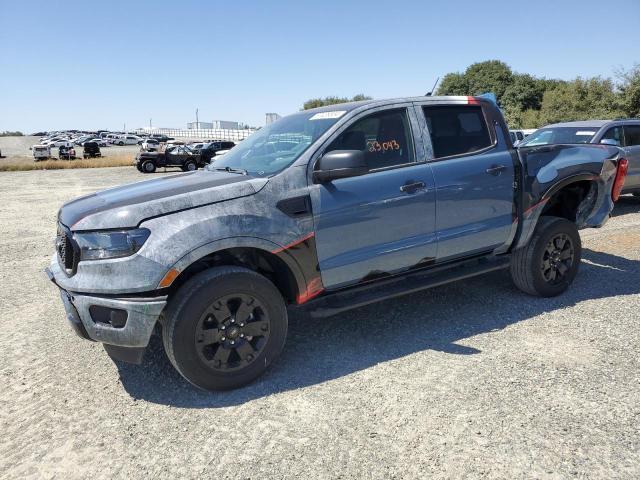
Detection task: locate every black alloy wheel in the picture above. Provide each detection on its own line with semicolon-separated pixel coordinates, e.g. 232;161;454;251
541;233;574;285
194;294;270;372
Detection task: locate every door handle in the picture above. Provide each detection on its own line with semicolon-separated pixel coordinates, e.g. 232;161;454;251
400;181;426;193
485;164;507;176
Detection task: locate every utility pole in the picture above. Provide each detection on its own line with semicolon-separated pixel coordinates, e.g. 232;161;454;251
196;108;199;126
123;122;126;133
149;118;152;130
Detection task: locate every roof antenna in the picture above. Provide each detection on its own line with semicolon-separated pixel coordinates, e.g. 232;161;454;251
425;77;440;96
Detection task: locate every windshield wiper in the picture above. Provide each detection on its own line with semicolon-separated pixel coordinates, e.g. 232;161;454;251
212;166;248;175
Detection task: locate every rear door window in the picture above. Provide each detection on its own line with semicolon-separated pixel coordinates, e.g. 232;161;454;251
624;125;640;146
422;105;492;158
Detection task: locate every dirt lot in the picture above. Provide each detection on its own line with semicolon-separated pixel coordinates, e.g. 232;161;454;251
1;167;639;479
0;136;141;165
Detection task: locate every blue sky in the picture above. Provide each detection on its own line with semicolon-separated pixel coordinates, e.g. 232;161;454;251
1;0;639;132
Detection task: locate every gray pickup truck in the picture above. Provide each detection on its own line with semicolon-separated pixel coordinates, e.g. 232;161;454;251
47;95;628;391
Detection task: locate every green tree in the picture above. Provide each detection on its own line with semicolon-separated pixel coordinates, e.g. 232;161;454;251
464;60;513;101
536;77;624;125
502;74;545;112
436;72;469;96
302;94;372;110
617;64;640;117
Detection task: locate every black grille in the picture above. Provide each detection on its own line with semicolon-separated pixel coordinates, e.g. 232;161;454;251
56;224;77;274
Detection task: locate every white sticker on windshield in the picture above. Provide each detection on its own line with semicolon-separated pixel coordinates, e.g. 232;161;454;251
576;131;596;136
310;111;346;120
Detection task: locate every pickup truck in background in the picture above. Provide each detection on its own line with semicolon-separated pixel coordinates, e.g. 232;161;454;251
135;144;205;172
47;96;628;391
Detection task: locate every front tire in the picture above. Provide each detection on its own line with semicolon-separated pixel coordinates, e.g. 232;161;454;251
510;216;581;297
162;266;288;391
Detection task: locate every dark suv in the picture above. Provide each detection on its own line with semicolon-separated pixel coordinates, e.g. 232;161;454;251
519;119;640;195
200;141;235;163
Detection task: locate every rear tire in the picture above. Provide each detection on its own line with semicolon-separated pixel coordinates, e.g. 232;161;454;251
510;216;581;297
141;160;156;173
183;160;197;171
162;266;288;391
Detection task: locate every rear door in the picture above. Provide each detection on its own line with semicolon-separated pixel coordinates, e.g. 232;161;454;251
310;105;437;289
623;124;640;192
418;102;516;261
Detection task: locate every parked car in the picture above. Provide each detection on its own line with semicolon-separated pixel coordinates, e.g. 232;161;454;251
82;137;107;147
50;139;74;148
59;145;77;160
82;142;102;159
140;138;160;151
47;95;626;392
199;141;236;163
115;135;141;146
151;135;175;143
135;144;204;172
74;135;93;146
519;119;640;195
32;144;51;161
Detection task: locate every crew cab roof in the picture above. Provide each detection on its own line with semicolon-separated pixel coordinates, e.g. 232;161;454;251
302;95;491;114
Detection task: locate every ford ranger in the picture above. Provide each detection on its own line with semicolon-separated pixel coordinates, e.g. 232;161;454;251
46;96;628;391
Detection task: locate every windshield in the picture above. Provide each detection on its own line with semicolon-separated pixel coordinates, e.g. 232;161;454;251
519;127;598;147
205;111;345;176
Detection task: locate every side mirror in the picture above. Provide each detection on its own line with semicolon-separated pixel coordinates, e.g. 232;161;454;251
313;150;368;183
600;138;619;146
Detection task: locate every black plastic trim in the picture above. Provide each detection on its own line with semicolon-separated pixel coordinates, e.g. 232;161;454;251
295;254;510;317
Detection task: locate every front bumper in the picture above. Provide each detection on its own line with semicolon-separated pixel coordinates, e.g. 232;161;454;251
47;267;166;348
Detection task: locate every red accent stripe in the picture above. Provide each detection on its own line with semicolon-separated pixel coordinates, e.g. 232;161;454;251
271;232;315;254
297;276;324;304
524;198;549;216
467;96;480;105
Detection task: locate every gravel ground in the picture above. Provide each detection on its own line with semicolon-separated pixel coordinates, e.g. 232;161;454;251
1;167;639;479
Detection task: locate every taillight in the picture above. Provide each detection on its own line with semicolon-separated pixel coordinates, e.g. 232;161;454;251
612;158;628;202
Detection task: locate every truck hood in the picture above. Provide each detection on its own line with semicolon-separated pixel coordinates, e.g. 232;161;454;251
59;171;267;231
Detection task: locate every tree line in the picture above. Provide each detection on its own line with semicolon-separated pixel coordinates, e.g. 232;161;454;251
301;60;639;129
436;60;640;128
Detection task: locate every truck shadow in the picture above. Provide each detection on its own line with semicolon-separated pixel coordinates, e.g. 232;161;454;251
114;248;640;408
611;194;640;217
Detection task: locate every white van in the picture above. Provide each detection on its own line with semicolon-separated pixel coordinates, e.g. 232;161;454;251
32;144;51;161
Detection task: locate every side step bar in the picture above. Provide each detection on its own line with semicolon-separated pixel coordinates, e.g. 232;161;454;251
299;255;510;318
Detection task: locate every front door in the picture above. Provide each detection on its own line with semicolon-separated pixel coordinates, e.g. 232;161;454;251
310;107;437;289
420;104;515;261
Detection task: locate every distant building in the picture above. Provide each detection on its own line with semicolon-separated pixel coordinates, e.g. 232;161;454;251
213;120;240;130
187;122;213;130
265;113;281;125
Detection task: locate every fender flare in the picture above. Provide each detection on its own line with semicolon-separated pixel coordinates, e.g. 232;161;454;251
540;173;599;202
515;173;602;250
160;236;309;298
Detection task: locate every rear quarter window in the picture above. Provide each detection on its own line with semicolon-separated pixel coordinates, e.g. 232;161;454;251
625;125;640;146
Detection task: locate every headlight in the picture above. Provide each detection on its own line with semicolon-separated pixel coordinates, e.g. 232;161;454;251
74;228;150;261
